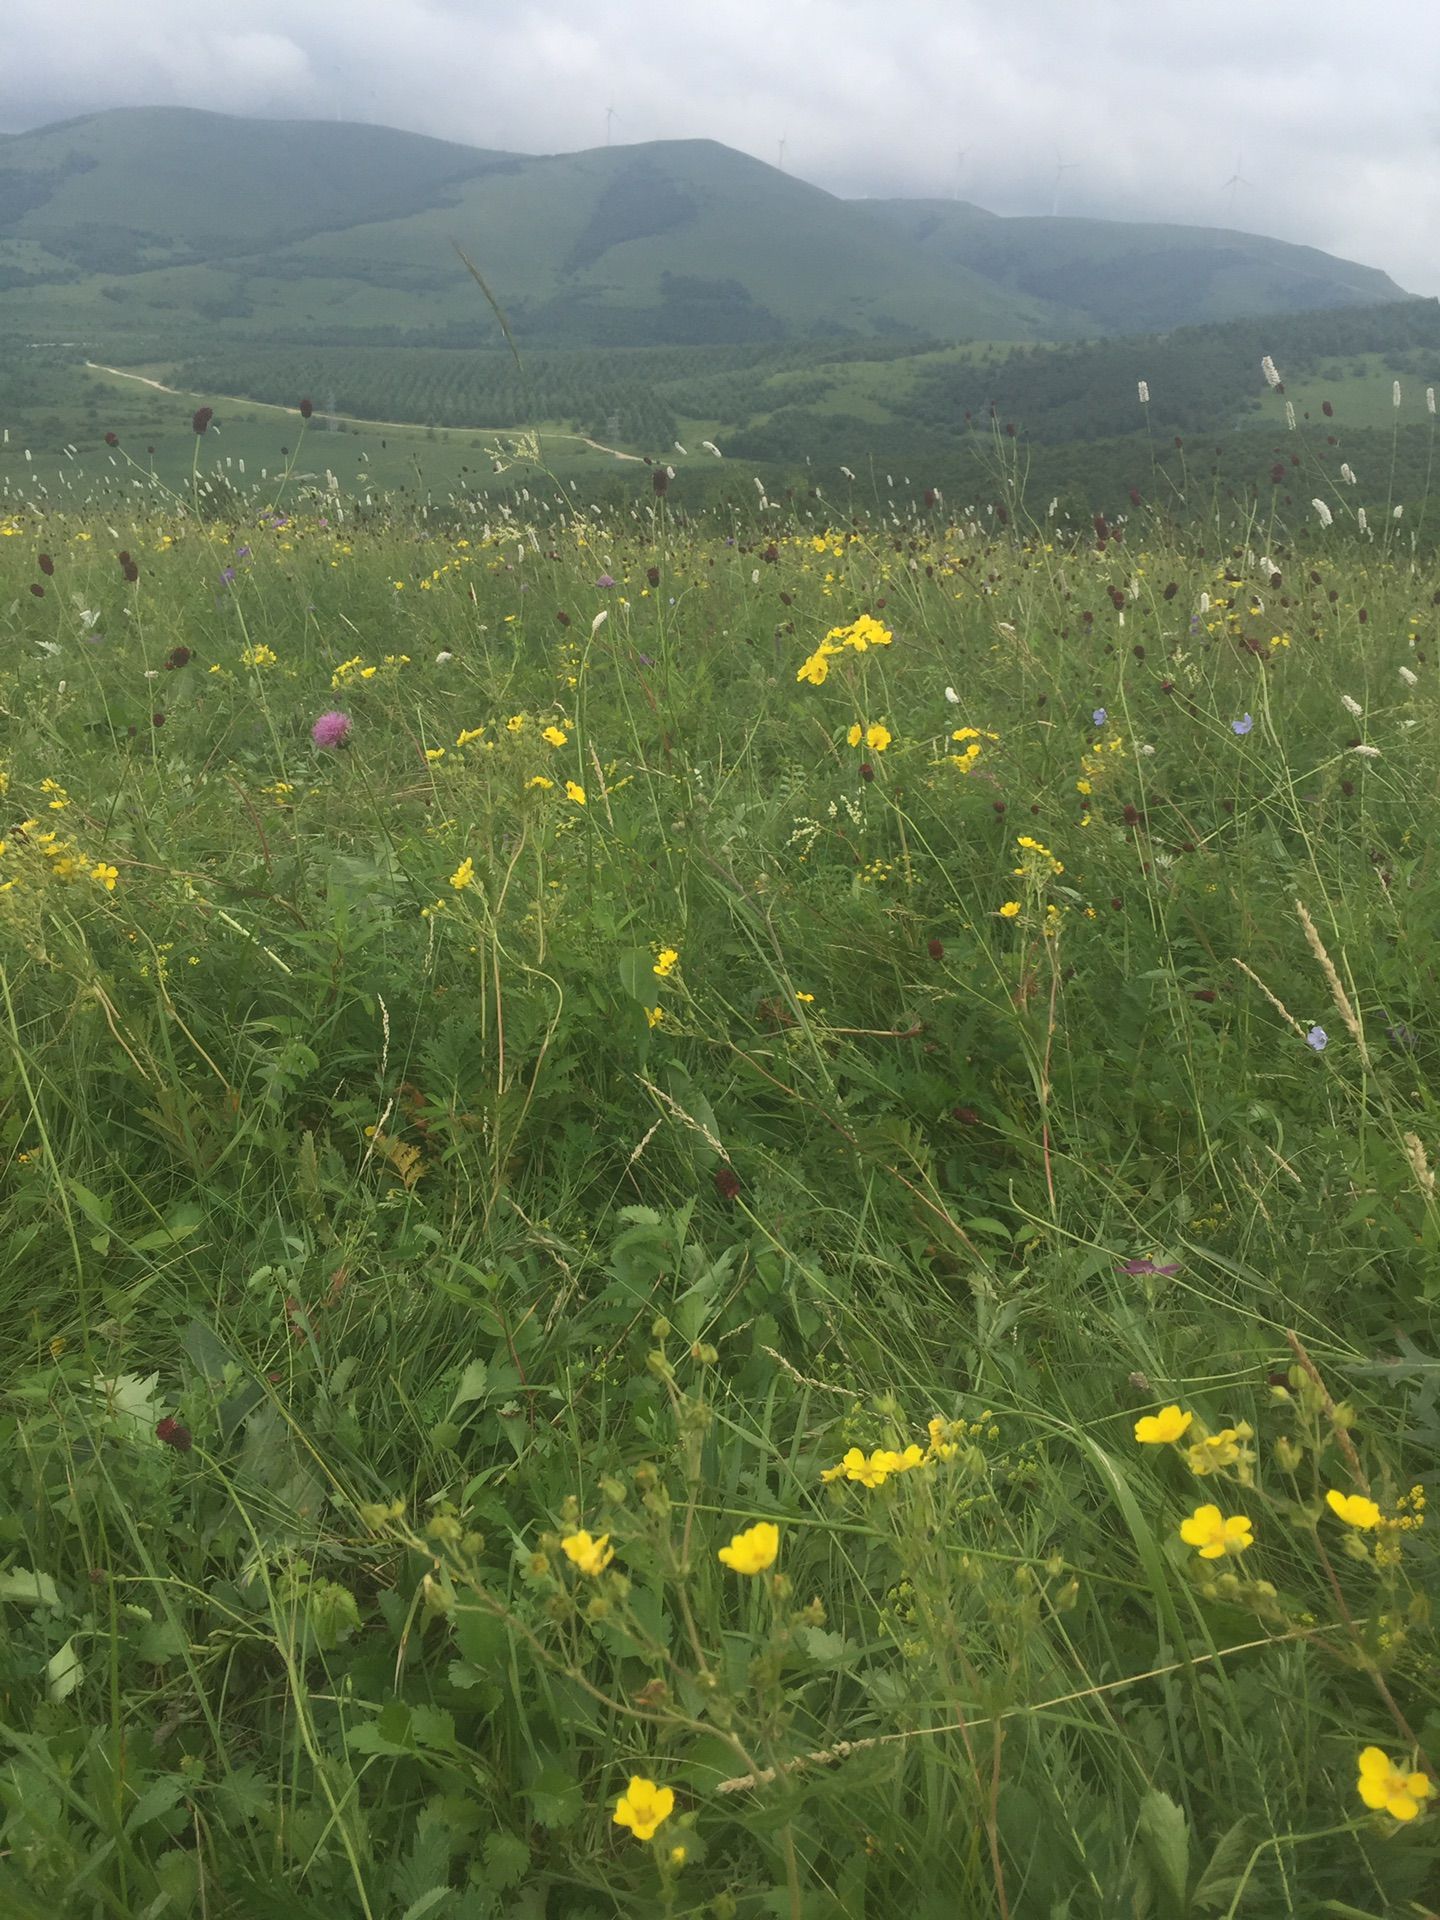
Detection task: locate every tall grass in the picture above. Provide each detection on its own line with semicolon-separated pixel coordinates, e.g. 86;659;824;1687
0;476;1435;1918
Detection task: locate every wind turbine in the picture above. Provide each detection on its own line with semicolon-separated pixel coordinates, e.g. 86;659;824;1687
952;146;970;201
1051;152;1078;217
777;133;787;172
1221;153;1250;220
605;102;619;146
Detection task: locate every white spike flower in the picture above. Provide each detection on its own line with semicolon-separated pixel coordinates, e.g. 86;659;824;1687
1312;498;1334;528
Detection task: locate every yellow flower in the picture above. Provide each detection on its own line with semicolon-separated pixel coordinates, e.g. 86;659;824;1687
541;725;569;747
717;1520;779;1575
1327;1489;1382;1530
1179;1504;1253;1560
506;714;526;733
565;781;586;806
847;723;864;747
425;747;446;762
240;644;277;668
797;647;834;686
450;856;475;891
1357;1747;1432;1821
865;722;892;752
526;775;554;790
560;1530;614;1577
613;1776;675;1842
456;726;486;747
645;1007;664;1028
998;901;1021;919
1186;1428;1243;1474
90;863;119;891
795;990;815;1003
839;1445;888;1488
668;1844;687;1867
1134;1404;1192;1445
652;948;679;978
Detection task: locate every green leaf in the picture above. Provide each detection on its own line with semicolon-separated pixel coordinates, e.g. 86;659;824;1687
400;1892;452;1920
1191;1818;1252;1913
1136;1788;1189;1912
0;1567;61;1609
525;1767;582;1829
482;1831;530;1891
125;1774;187;1834
448;1359;489;1414
46;1637;84;1702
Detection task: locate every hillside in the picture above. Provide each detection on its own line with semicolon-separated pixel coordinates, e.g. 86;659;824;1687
863;199;1406;337
0;107;1409;353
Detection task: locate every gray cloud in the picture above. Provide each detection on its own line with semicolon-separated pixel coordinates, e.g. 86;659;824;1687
6;0;1438;293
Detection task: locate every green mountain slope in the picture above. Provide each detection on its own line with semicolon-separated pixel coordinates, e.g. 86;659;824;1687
0;108;1408;356
862;199;1406;336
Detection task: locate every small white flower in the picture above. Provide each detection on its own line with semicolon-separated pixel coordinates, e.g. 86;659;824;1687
1137;380;1150;405
702;440;722;457
944;686;961;704
1394;380;1403;408
1285;400;1296;431
1141;743;1155;756
1261;355;1282;389
1199;592;1210;613
751;569;760;584
435;650;454;664
1340;463;1357;486
840;466;855;480
673;442;687;456
144;668;159;680
1429;388;1436;416
1350;743;1381;758
1394;504;1404;520
1312;498;1333;528
1358;507;1369;534
590;609;608;634
1399;666;1418;686
1341;694;1364;717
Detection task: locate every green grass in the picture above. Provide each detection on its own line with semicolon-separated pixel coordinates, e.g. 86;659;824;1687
0;469;1437;1918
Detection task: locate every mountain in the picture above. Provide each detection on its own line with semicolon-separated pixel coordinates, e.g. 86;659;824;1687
861;199;1405;337
0;108;1410;355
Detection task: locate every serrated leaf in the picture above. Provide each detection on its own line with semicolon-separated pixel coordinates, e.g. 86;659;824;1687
125;1774;187;1834
525;1766;582;1829
400;1892;451;1920
1136;1788;1189;1911
0;1567;62;1609
448;1359;489;1414
1191;1818;1253;1912
482;1831;530;1891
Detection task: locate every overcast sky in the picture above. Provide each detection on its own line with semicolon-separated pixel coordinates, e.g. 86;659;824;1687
5;0;1438;294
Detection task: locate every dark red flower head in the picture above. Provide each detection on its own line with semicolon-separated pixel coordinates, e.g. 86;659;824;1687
652;467;671;495
29;582;45;598
298;397;314;419
647;565;661;586
859;762;875;783
555;609;571;627
37;552;54;575
714;1166;742;1201
156;1416;193;1452
1322;400;1333;417
951;1105;980;1125
192;406;214;435
927;937;945;961
164;645;192;670
104;431;119;447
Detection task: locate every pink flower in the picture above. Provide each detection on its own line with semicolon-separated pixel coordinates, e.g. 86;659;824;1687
311;710;351;748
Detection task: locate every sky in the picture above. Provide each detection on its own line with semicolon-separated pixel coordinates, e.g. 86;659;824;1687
4;0;1438;294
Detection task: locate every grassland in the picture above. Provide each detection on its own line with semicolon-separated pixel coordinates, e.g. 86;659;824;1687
0;469;1437;1919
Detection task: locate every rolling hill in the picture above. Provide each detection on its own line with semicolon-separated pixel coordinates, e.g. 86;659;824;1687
0;107;1410;354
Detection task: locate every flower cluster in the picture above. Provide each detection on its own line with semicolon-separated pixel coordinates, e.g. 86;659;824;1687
796;612;893;685
820;1415;981;1487
950;725;998;772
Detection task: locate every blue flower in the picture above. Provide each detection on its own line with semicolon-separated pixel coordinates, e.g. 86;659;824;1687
1306;1025;1328;1051
1092;707;1107;725
1232;714;1254;736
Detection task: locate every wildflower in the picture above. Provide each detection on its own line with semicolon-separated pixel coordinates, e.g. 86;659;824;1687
715;1166;741;1200
865;722;892;752
1400;666;1418;687
653;949;679;978
1232;714;1253;736
506;714;526;733
613;1777;674;1842
1306;1026;1328;1051
526;775;554;790
560;1530;614;1576
1341;694;1364;718
1137;381;1150;405
595;573;615;589
645;1006;664;1028
847;723;864;747
998;901;1021;919
717;1521;779;1575
1326;1489;1382;1530
450;857;475;891
1120;1257;1178;1277
240;644;277;668
456;727;486;748
795;990;815;1003
1394;380;1403;408
1357;1748;1432;1821
1179;1504;1253;1559
155;1416;193;1452
1092;708;1107;725
436;650;454;664
1350;743;1381;759
1134;1405;1192;1444
311;710;351;748
1261;356;1282;389
299;397;314;419
945;686;960;704
90;862;119;891
192;406;213;435
1312;498;1334;529
565;781;586;806
541;725;568;747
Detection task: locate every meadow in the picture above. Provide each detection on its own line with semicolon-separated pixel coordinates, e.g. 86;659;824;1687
0;435;1437;1919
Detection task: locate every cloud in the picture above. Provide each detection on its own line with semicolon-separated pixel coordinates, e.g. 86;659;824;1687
4;0;1438;293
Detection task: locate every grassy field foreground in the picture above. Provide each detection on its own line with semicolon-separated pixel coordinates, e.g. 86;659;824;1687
0;490;1437;1917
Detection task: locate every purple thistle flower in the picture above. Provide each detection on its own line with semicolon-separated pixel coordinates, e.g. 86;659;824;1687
311;710;352;749
1306;1025;1328;1051
1119;1257;1179;1277
1232;714;1254;736
637;652;655;667
220;566;236;585
595;573;615;589
236;544;251;560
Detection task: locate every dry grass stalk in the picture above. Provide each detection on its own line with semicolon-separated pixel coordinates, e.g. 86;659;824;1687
1403;1130;1436;1200
1294;900;1372;1066
1232;958;1306;1038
